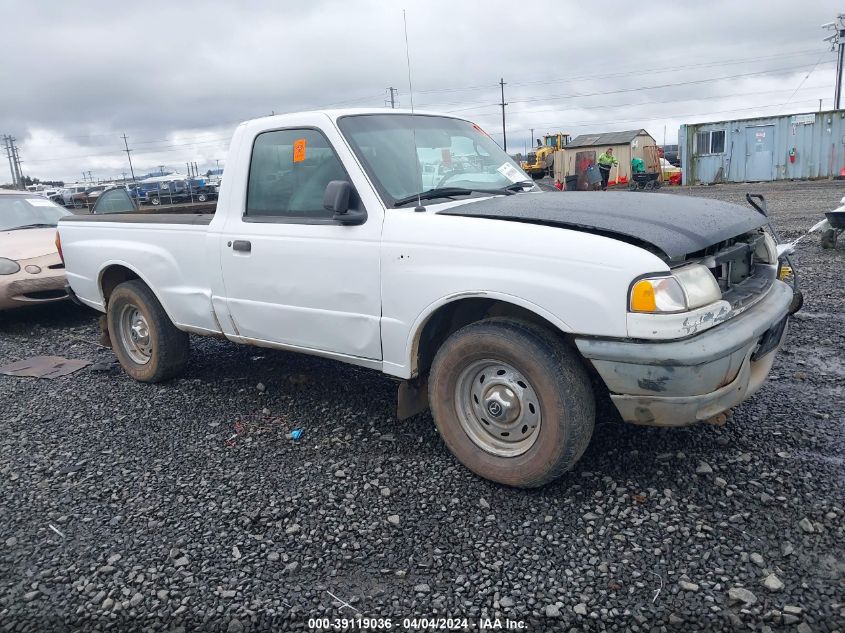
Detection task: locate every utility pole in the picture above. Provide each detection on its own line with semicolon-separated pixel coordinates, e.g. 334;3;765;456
530;128;535;149
121;134;137;183
386;87;399;109
12;142;23;187
823;15;845;109
3;135;18;188
499;78;508;151
159;165;165;176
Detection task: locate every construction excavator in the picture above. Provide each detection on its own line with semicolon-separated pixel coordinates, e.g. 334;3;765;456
520;132;571;179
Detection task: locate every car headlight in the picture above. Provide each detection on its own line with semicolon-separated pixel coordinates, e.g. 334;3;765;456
754;231;778;264
0;257;21;275
630;264;721;313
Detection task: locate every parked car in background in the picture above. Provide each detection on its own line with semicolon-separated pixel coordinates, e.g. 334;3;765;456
60;184;89;207
131;177;214;206
58;109;796;488
660;144;680;167
71;185;106;209
0;190;70;310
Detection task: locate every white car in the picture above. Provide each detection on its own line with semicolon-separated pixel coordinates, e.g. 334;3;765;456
57;109;795;487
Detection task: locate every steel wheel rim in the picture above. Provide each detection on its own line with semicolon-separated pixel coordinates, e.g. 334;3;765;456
118;304;152;365
455;359;542;457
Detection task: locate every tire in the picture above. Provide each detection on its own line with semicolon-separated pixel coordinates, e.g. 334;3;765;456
107;280;189;382
629;182;638;191
197;193;207;202
429;318;595;488
644;180;656;191
150;196;160;206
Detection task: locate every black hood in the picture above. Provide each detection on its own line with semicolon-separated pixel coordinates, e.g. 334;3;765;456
437;192;767;259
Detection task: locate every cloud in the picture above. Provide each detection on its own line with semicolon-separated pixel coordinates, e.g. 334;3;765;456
0;0;840;181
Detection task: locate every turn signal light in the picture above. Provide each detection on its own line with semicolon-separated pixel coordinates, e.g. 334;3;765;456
630;279;657;312
55;231;64;263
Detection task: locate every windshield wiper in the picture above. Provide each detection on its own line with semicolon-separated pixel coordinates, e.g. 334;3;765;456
504;180;535;192
9;223;56;230
393;186;515;207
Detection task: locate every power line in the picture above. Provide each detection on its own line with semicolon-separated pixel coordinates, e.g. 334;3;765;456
442;61;837;114
489;83;830;124
490;96;829;137
410;47;824;99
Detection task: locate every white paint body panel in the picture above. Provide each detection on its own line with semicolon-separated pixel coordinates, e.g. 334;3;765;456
60;109;676;379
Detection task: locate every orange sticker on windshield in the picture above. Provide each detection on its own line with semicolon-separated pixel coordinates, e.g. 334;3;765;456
293;139;307;163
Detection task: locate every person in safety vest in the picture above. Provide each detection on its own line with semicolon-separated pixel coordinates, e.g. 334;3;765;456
597;148;618;191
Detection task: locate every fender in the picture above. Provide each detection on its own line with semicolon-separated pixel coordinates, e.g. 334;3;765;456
403;290;575;377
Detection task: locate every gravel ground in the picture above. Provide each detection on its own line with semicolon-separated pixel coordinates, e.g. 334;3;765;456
1;181;843;632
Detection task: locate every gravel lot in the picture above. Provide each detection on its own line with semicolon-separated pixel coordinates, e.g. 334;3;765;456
1;181;843;632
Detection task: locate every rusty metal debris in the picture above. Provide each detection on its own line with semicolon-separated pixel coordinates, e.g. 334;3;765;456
0;355;91;379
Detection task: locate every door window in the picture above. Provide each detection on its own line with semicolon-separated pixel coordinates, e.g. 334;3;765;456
246;129;348;220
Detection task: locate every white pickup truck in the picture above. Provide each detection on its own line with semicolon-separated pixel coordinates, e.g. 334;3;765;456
58;109;796;487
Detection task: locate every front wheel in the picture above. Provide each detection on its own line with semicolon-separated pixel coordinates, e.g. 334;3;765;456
149;196;160;206
107;280;190;382
429;318;595;488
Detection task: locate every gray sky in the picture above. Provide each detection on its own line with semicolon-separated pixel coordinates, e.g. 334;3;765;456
0;0;842;183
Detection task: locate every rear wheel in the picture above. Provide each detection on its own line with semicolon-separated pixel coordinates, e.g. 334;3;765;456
107;280;189;382
429;318;595;488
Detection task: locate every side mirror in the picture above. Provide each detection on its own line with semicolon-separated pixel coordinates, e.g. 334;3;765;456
323;180;352;214
323;180;367;225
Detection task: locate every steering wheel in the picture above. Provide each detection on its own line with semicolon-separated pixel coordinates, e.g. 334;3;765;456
435;170;464;188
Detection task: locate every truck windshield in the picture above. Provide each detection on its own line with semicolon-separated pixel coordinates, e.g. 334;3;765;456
338;114;532;207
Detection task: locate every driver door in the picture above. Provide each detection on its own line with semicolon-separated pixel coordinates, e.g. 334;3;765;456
219;127;382;360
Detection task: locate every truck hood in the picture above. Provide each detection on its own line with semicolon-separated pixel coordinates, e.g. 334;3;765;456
437;192;767;259
0;227;58;260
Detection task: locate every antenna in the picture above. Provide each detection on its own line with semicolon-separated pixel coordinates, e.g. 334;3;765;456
403;9;424;211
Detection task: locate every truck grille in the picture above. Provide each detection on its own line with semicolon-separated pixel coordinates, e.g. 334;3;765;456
685;230;775;311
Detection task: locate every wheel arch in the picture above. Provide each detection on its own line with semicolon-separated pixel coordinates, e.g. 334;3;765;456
98;262;174;320
407;292;574;378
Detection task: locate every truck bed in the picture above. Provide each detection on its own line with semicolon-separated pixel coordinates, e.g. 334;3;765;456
58;214;220;334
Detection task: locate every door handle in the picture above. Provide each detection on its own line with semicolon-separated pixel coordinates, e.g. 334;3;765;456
232;240;251;253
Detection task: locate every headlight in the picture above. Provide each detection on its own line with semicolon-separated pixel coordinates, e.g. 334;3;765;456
754;231;777;264
0;257;21;275
630;264;721;313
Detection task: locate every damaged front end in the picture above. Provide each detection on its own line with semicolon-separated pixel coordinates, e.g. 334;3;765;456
575;194;796;427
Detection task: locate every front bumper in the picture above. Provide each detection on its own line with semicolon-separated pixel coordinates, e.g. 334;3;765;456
0;253;68;311
574;280;793;427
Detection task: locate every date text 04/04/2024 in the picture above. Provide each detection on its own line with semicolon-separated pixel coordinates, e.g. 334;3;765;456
306;617;527;630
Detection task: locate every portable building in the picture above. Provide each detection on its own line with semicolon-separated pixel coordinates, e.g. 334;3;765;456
552;129;658;185
679;110;845;184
